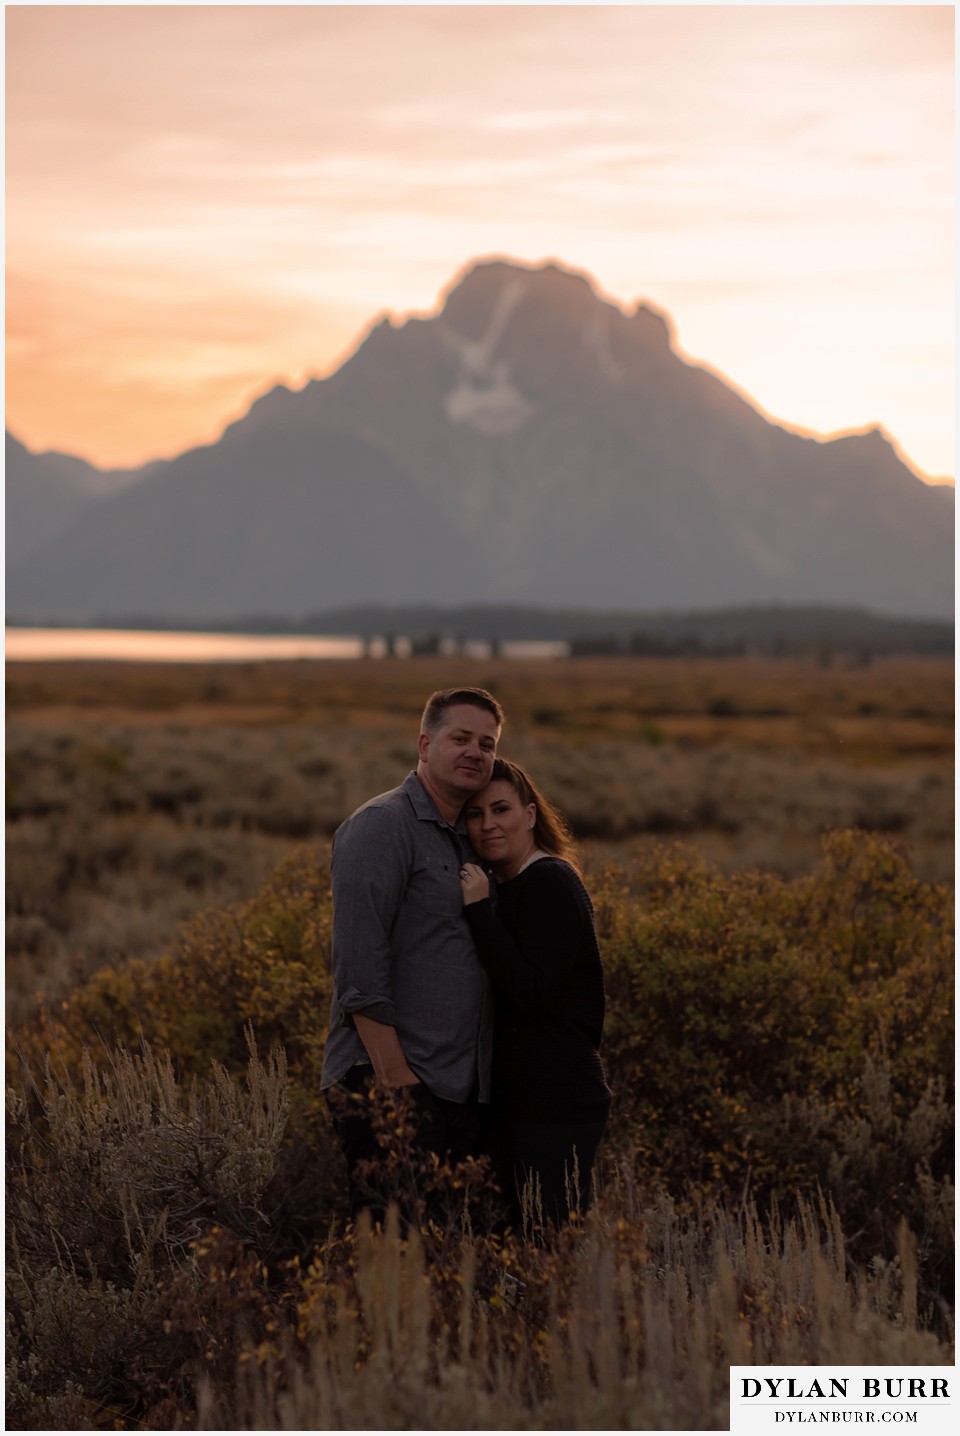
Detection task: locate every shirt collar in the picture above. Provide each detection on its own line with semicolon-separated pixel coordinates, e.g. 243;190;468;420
402;771;468;834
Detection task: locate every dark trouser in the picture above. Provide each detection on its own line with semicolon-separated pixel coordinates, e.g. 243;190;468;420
326;1066;483;1230
487;1113;608;1236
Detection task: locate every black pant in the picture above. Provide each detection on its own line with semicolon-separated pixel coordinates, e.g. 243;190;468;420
326;1067;483;1230
487;1113;608;1235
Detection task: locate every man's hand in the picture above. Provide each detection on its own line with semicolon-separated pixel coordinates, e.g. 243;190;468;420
353;1013;421;1086
459;862;490;906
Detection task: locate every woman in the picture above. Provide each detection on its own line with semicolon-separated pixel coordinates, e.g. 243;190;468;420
459;758;612;1234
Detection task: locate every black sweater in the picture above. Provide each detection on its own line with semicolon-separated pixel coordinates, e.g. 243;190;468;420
464;857;612;1122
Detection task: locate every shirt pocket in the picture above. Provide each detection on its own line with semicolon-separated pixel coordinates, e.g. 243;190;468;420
418;855;463;918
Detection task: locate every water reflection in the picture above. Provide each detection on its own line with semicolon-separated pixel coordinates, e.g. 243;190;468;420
5;628;569;663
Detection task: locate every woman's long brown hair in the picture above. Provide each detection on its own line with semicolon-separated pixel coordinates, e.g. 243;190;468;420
486;758;581;874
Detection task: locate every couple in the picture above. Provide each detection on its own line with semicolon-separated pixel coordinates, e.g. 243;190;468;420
320;686;611;1235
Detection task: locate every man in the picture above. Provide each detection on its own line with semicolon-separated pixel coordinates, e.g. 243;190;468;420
320;686;504;1225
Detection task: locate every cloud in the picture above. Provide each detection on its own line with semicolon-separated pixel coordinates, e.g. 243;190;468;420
5;3;954;476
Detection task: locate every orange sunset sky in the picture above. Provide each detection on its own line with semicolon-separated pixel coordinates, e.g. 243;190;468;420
4;2;955;480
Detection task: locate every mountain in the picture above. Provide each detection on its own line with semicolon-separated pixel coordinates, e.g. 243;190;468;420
5;257;954;621
5;431;160;564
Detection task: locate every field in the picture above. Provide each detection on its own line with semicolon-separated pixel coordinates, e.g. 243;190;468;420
6;653;953;1024
5;653;955;1429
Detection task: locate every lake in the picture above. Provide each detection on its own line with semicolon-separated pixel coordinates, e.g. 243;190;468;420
4;628;570;663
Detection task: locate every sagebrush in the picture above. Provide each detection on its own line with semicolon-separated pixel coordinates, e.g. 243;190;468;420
6;831;954;1428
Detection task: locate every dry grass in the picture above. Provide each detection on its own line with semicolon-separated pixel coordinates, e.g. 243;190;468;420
7;1022;952;1429
7;651;954;729
6;655;953;1024
213;1193;950;1431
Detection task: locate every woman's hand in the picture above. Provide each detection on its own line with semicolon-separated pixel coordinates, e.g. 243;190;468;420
459;862;490;906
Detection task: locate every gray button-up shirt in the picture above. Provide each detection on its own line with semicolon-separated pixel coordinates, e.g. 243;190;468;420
320;772;493;1103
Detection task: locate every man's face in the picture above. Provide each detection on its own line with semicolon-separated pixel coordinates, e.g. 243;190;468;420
418;703;500;798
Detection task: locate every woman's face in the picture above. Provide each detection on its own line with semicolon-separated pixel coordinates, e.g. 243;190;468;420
464;779;536;874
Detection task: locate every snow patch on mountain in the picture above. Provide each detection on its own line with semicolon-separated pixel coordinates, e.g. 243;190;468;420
586;305;623;383
444;364;538;434
442;273;537;433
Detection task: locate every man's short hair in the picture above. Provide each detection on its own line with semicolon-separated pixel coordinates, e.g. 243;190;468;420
420;687;504;736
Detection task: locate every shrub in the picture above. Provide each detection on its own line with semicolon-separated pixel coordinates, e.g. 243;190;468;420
23;848;333;1081
7;1032;288;1277
6;829;953;1428
6;1035;288;1428
16;832;953;1290
595;831;953;1310
14;847;343;1256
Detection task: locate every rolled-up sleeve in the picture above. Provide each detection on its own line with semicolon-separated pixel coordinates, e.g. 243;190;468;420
330;805;413;1027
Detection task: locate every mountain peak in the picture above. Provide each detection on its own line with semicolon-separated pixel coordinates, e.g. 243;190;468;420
438;256;596;338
